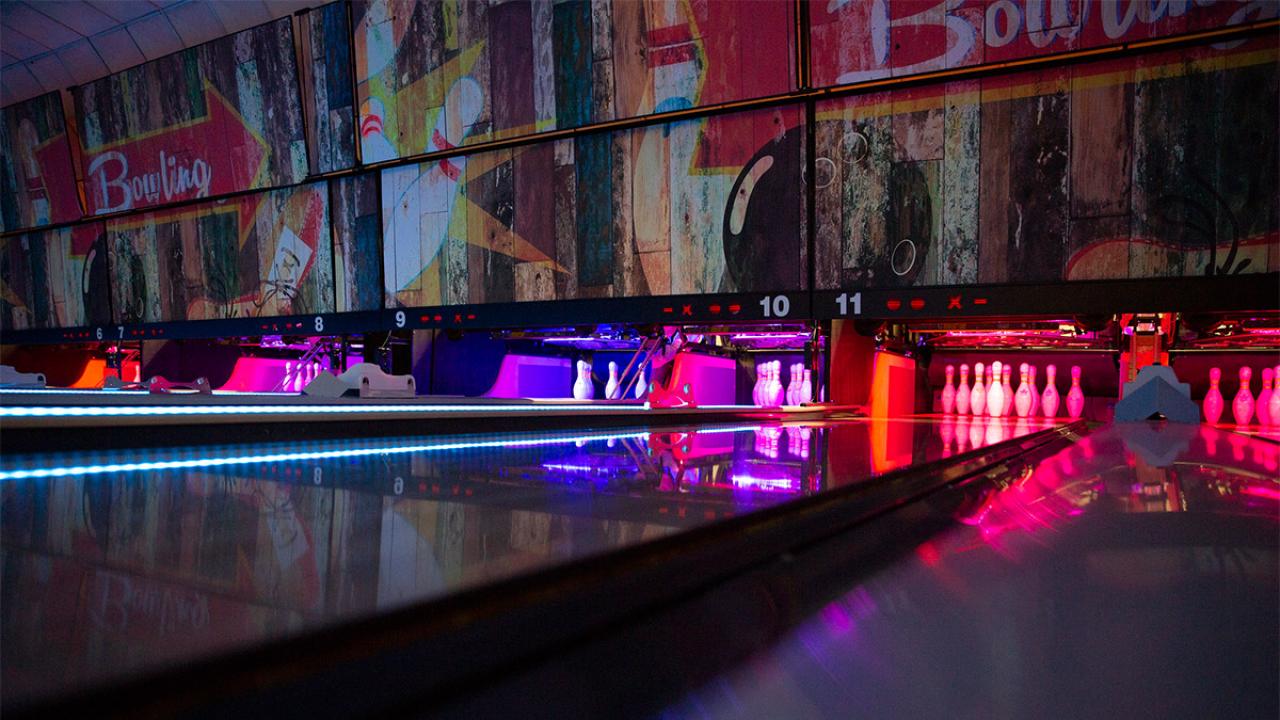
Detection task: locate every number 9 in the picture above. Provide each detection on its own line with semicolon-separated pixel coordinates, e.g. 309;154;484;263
395;310;406;328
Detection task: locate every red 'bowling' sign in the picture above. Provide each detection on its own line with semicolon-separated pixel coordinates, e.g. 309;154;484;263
81;82;269;215
810;0;1278;87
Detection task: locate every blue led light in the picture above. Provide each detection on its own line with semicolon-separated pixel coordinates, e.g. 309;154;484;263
0;425;766;482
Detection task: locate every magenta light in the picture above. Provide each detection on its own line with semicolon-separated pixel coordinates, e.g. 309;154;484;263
730;332;810;340
1241;484;1280;501
730;474;798;492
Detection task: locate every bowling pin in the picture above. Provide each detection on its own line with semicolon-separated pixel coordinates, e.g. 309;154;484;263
1041;364;1060;419
753;363;764;406
1269;366;1280;428
801;369;813;404
636;366;648;399
987;361;1004;418
605;361;620;400
573;360;594;400
1232;366;1254;425
969;416;985;448
770;362;785;407
1028;365;1041;417
956;364;971;415
1066;366;1084;419
284;361;294;392
1203;368;1225;424
1014;363;1033;418
941;365;956;414
1257;367;1274;426
971;363;987;416
785;364;799;405
1002;363;1015;416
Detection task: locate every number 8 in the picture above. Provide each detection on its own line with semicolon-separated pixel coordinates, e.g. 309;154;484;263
314;316;324;333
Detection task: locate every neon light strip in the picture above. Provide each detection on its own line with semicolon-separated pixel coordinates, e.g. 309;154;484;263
0;426;764;482
1;389;294;396
0;404;760;419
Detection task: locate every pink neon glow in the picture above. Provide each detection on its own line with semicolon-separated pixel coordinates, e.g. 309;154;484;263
731;474;798;492
1241;485;1280;501
218;357;293;393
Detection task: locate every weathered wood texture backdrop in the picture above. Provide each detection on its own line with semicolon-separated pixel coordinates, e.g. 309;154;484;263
0;92;83;232
107;182;340;323
352;0;796;162
1;223;111;329
809;0;1277;86
814;37;1279;289
308;2;357;173
73;18;307;215
332;174;383;311
381;105;805;308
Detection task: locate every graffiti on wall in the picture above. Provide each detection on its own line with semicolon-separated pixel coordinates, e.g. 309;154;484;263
107;183;336;323
0;223;111;330
813;35;1280;289
353;0;795;163
380;105;805;308
810;0;1279;87
0;92;82;232
73;18;307;215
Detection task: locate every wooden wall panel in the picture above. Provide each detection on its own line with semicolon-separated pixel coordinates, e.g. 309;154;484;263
332;174;382;312
107;184;333;323
814;35;1279;291
0;92;83;232
308;2;357;173
73;18;307;215
1;223;109;330
353;0;796;161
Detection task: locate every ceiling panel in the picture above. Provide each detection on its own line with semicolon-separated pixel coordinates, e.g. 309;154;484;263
127;12;183;60
28;0;117;37
2;0;324;107
56;39;110;86
162;2;226;47
89;26;145;73
26;52;75;92
3;2;82;49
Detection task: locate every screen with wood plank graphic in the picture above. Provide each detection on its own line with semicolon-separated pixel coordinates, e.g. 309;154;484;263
380;104;806;308
813;32;1279;289
106;183;342;323
0;92;83;233
353;0;797;163
73;17;308;216
1;223;111;330
306;2;358;174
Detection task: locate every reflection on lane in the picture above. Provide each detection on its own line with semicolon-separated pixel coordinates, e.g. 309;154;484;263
664;423;1280;720
0;417;1051;705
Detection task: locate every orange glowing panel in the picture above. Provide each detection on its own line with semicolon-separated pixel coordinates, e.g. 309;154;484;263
68;359;106;388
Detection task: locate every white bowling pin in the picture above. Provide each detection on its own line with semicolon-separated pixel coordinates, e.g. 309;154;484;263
284;361;294;392
1232;367;1255;425
573;360;593;400
1257;367;1274;426
1203;367;1224;424
770;362;785;407
1014;363;1032;417
1066;366;1084;419
1002;363;1014;416
636;366;648;399
1269;366;1280;427
1028;365;1041;417
605;361;620;399
785;364;798;405
801;369;812;404
941;365;956;414
956;364;971;415
754;362;766;406
971;363;987;416
987;361;1005;418
1041;364;1060;419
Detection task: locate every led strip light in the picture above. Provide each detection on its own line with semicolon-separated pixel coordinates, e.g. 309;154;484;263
0;426;763;481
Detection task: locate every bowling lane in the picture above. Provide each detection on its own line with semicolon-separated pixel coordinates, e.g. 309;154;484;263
1;415;1054;707
661;423;1280;719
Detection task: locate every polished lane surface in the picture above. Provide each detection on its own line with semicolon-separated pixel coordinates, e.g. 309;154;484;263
1;416;1053;706
662;423;1280;719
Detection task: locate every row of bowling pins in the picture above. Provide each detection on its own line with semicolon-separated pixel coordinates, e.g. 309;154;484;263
940;361;1084;419
753;361;813;407
753;426;812;460
284;361;326;392
573;360;648;400
1203;365;1280;426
